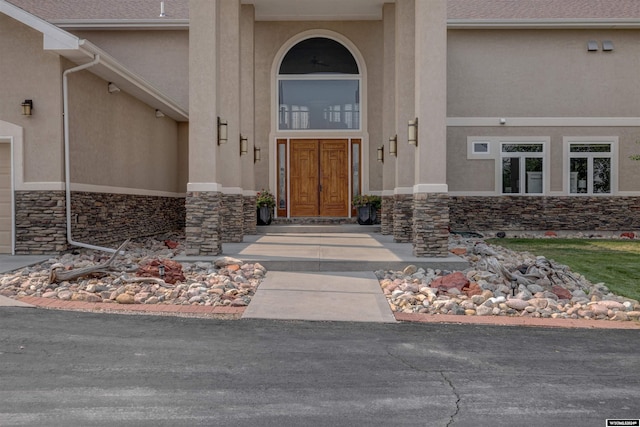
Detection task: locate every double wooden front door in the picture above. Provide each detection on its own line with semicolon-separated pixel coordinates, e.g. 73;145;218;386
290;139;349;217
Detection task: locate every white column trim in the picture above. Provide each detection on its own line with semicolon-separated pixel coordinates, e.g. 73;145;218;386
414;184;448;194
187;182;223;192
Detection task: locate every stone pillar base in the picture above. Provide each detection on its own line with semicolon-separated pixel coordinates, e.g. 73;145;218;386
243;195;257;235
15;191;68;254
381;195;394;235
185;191;222;255
393;194;413;243
221;193;244;243
413;192;450;257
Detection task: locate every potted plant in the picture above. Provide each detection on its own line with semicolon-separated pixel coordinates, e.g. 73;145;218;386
352;194;381;225
256;189;276;225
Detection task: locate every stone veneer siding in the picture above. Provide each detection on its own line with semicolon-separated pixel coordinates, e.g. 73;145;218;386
243;195;257;235
393;194;414;243
15;191;68;254
185;191;222;255
71;192;185;247
413;193;450;257
15;191;185;254
220;194;244;243
380;195;394;235
450;196;640;231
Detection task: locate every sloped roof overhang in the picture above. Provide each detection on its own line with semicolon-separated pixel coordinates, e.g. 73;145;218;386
0;0;188;121
448;18;640;30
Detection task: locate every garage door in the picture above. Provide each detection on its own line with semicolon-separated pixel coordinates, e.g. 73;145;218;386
0;144;11;253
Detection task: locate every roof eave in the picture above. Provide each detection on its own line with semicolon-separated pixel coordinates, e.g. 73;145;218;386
448;18;640;29
51;18;189;30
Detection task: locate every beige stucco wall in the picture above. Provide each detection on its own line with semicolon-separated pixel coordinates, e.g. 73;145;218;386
73;30;189;110
0;13;64;183
67;65;181;192
253;20;384;192
447;126;640;193
448;29;640;117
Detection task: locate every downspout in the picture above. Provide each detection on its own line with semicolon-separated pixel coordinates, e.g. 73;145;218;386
62;54;118;254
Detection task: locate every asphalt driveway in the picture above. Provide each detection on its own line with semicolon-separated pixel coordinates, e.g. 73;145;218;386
0;308;638;427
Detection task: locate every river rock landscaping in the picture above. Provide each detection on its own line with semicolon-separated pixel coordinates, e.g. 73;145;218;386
1;232;639;323
377;234;640;322
0;234;264;309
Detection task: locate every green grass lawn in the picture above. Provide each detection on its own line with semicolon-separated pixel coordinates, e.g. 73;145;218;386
485;238;640;302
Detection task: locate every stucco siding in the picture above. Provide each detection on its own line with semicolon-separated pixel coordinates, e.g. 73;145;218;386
0;13;64;184
67;66;181;193
447;126;640;193
72;30;189;110
448;29;640;118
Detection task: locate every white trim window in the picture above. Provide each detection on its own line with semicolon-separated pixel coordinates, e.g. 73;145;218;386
564;137;618;195
499;141;547;195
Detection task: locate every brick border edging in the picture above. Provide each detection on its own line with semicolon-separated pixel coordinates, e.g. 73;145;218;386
394;312;640;330
18;296;245;318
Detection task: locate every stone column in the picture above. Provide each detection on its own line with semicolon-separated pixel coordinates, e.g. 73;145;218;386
186;0;222;255
381;3;396;236
393;0;416;242
413;0;449;257
218;0;245;244
240;5;257;234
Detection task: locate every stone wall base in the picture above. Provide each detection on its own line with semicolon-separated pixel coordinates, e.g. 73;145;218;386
393;194;413;243
186;191;222;255
243;195;257;235
381;195;394;235
220;193;244;243
71;192;185;247
413;193;450;258
450;196;640;231
15;191;68;254
15;191;185;255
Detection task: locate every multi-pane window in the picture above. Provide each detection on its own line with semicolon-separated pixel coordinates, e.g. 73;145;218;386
569;143;612;194
501;143;544;194
278;37;361;131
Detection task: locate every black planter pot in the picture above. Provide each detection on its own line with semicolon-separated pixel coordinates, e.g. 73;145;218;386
257;205;273;226
356;204;377;225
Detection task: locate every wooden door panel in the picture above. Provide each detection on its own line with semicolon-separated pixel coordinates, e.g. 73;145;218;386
320;140;349;217
290;140;319;216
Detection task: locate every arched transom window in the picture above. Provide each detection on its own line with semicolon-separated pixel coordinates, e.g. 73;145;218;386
278;37;361;131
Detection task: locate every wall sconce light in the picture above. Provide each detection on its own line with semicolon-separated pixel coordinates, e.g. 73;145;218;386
217;117;228;145
408;118;418;146
240;135;248;155
389;135;397;156
21;99;33;116
254;146;261;163
155;109;165;118
107;82;120;93
377;146;384;162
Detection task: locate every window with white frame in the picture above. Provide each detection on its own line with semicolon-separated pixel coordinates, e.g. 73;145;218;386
567;141;615;194
500;143;545;194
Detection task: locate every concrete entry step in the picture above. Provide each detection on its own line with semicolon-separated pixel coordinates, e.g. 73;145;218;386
188;232;468;272
256;224;380;234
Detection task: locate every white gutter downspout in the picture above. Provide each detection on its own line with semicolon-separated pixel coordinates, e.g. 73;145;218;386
62;54;118;254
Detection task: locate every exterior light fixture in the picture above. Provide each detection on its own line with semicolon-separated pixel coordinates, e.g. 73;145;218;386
499;118;506;125
389;135;397;156
155;109;165;118
602;40;614;51
240;135;248;155
217;117;228;145
254;146;261;163
107;82;120;93
377;146;384;162
408;118;418;146
21;99;33;116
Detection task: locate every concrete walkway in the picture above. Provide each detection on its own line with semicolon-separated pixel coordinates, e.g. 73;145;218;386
0;255;49;308
174;227;468;323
